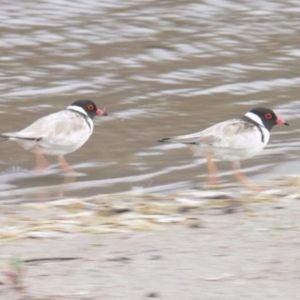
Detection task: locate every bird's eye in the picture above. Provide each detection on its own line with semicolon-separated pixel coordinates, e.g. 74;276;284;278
87;105;94;111
264;113;272;120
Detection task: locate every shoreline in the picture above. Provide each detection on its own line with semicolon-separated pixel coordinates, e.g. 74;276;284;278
0;176;300;299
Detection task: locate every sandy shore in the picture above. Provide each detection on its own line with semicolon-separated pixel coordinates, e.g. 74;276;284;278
0;178;300;299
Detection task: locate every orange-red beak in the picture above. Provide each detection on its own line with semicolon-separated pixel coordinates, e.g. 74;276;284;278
276;117;288;125
97;108;107;116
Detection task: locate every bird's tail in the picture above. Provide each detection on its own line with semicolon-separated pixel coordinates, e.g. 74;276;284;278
158;136;187;143
158;137;173;143
0;134;42;142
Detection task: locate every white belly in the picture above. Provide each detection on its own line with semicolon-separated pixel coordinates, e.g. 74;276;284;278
187;127;270;162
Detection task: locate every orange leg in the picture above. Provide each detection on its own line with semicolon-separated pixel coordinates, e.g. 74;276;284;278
58;156;77;184
57;155;75;174
207;153;219;184
232;162;261;191
33;144;49;172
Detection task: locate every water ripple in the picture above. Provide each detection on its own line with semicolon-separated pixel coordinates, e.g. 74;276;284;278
0;0;298;201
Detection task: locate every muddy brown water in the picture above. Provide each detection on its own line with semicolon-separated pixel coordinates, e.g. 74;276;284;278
0;0;299;203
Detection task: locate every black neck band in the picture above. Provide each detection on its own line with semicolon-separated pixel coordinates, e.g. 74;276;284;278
68;109;91;132
240;116;265;143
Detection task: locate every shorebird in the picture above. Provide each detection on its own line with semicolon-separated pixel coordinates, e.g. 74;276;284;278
1;99;107;173
159;107;288;190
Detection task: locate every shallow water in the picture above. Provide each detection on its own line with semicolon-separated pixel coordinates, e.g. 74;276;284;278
0;0;300;203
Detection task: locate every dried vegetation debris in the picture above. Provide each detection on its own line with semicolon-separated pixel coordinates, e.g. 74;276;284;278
0;176;299;242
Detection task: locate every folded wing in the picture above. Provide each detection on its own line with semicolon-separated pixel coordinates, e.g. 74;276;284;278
159;119;261;150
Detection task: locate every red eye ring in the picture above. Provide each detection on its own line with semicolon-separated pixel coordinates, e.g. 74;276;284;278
87;104;94;111
265;113;272;120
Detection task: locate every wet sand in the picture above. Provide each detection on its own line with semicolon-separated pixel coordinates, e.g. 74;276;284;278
0;178;300;299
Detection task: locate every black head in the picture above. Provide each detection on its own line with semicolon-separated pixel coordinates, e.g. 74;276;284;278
69;99;107;119
249;107;288;131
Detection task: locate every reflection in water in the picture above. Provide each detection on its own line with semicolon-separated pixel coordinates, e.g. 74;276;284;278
0;167;79;203
0;0;299;202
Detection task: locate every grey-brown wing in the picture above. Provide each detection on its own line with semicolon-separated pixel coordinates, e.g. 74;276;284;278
159;119;259;150
2;110;90;144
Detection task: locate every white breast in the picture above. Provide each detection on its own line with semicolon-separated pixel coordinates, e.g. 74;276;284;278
186;118;270;162
7;109;93;156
